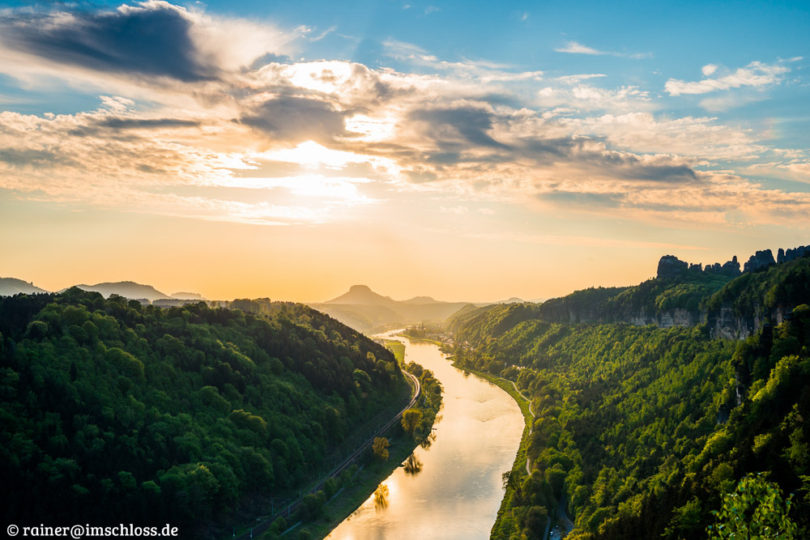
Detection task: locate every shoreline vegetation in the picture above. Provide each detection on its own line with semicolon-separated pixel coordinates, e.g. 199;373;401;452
0;290;416;540
276;337;443;540
402;324;550;538
444;254;810;539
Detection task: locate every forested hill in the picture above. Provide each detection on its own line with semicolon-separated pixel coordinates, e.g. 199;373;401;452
449;252;810;539
450;249;810;339
0;289;408;537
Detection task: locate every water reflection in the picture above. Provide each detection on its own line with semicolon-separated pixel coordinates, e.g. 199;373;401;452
327;335;524;540
403;453;423;476
419;431;437;449
374;483;389;511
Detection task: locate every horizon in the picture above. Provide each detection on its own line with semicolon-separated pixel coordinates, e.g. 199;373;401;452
0;243;798;304
1;1;809;303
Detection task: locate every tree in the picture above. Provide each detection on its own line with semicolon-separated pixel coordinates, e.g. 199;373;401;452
401;408;423;437
372;437;390;461
707;473;797;539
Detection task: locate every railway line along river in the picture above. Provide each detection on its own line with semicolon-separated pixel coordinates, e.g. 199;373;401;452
327;332;524;540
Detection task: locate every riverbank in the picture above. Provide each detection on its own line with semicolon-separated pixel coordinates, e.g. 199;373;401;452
231;353;421;539
292;340;442;539
328;337;523;539
448;357;573;540
445;358;538;538
290;429;425;539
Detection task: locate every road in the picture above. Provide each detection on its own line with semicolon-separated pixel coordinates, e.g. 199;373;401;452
503;379;535;475
233;369;421;540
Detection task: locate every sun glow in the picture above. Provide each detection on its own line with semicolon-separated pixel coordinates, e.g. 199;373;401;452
260;141;366;169
225;174;373;202
281;60;356;93
345;114;397;141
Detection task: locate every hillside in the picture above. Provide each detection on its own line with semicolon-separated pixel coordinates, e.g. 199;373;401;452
73;281;172;302
0;277;48;296
449;249;810;539
0;289;409;537
311;284;472;334
459;246;810;339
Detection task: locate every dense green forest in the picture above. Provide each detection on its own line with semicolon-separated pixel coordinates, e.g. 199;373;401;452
450;255;810;539
0;289;409;537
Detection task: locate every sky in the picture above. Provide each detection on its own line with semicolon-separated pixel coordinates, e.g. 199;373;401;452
0;0;809;302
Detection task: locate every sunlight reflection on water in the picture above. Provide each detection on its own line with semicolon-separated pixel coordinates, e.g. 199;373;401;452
327;336;524;540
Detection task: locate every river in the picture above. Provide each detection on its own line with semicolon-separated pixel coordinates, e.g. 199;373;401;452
327;334;524;540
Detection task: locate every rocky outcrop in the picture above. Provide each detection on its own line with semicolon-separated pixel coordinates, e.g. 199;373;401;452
656;244;810;281
743;249;776;273
656;255;740;279
777;245;810;264
629;308;702;328
657;255;688;279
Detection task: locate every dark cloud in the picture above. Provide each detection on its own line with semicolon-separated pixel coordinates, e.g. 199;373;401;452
97;118;201;130
520;137;581;162
65;117;200;139
409;106;509;150
241;96;347;143
0;148;71;168
400;105;700;186
582;152;699;183
0;4;216;81
539;191;624;208
618;164;697;182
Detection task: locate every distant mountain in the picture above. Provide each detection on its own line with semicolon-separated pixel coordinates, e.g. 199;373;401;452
325;284;397;306
171;291;205;300
402;296;438;305
0;277;48;296
312;284;472;334
74;281;170;302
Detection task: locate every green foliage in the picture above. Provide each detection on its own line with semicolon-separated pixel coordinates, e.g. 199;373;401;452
405;363;442;441
371;437;390;461
705;256;810;317
452;276;810;539
400;408;422;437
0;289;407;536
707;473;797;539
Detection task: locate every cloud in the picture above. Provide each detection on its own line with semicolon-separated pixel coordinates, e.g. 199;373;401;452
698;92;769;112
560;112;766;160
0;2;807;231
536;84;652;112
554;41;650;59
309;25;337;42
555;41;603;55
0;2;213;81
702;64;718;76
665;60;789;96
240;96;348;143
0;1;300;88
408;106;508;150
381;39;544;84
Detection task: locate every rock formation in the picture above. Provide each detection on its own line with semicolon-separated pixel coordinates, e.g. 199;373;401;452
657;255;688;279
743;249;776;273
